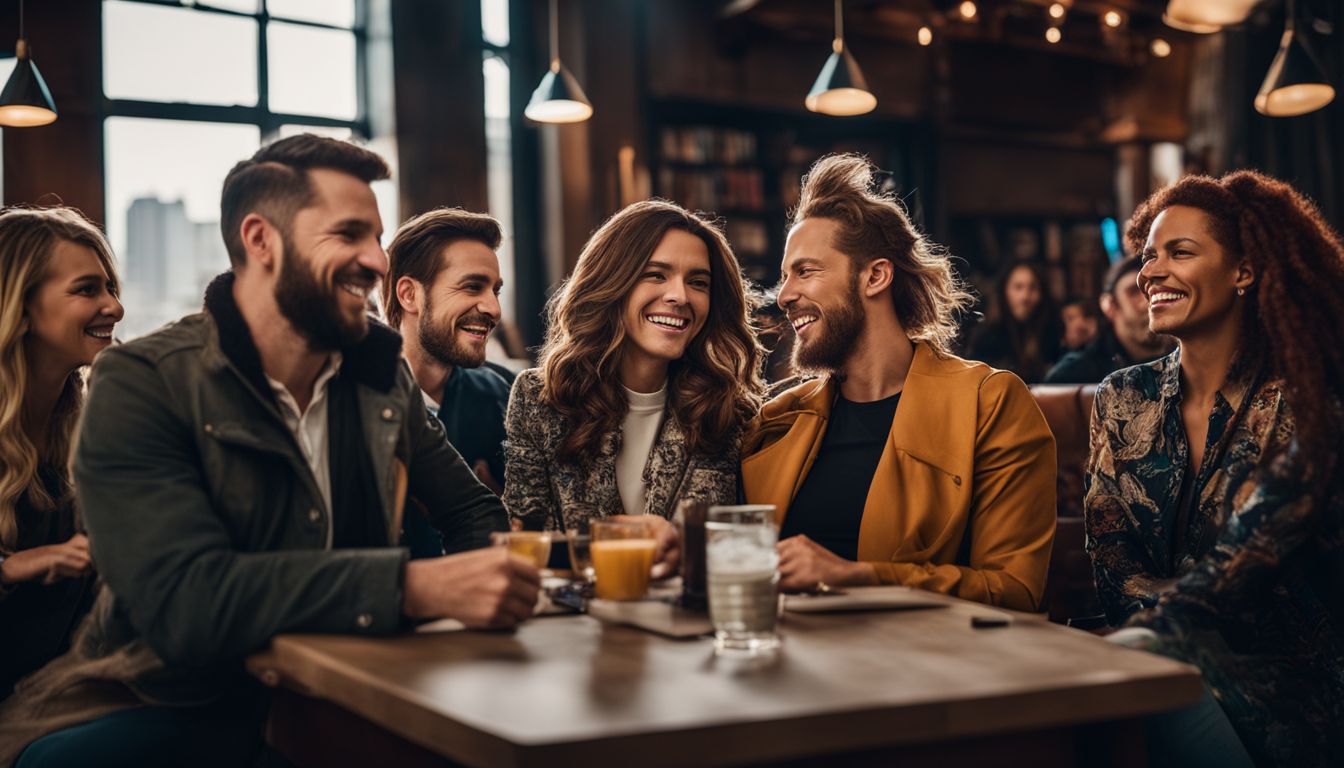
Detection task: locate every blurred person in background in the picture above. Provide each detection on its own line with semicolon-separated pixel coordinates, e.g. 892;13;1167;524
0;207;122;699
968;258;1062;383
1059;296;1098;351
1046;255;1174;384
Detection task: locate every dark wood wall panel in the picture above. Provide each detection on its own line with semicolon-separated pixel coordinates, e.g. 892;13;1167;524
1;0;104;226
390;0;489;221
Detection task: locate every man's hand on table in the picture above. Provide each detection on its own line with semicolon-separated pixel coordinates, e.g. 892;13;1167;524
402;547;541;629
777;534;878;594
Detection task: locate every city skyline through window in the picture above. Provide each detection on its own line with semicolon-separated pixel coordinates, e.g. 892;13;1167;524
102;0;390;340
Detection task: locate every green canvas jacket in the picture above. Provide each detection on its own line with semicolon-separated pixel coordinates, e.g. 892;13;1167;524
0;273;506;761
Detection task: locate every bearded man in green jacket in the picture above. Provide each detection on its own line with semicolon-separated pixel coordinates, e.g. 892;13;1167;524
1;135;540;766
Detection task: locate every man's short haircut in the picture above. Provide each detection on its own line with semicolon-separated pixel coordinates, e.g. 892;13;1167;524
219;134;390;267
791;153;973;356
382;207;503;328
1102;254;1143;295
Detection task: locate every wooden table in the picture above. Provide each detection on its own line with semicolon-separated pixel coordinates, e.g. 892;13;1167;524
248;594;1202;767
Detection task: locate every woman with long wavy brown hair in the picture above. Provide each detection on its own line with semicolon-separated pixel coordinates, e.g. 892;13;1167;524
1084;170;1344;766
504;200;762;551
0;206;123;698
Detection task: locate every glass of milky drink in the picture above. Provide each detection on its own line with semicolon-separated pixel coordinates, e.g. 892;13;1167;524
706;505;781;655
590;519;658;600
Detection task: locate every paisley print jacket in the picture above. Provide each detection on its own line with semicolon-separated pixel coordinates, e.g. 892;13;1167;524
1085;348;1344;766
502;368;740;531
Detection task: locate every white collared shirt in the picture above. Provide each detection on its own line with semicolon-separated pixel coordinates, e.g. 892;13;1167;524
267;353;343;549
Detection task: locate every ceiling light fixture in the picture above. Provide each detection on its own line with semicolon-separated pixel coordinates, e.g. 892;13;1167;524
918;26;934;46
1164;0;1257;32
805;0;876;116
0;0;58;128
1255;0;1335;117
1103;9;1124;28
524;0;592;124
1046;26;1062;43
959;2;978;21
1150;38;1172;58
1048;3;1067;20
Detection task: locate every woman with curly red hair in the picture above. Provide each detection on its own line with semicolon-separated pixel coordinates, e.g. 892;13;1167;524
1085;170;1344;766
503;200;763;572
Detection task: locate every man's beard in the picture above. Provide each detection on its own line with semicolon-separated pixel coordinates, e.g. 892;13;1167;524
274;235;371;351
792;276;865;375
418;293;491;369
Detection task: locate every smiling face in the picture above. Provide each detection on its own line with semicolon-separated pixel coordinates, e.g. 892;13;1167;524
417;239;503;369
619;228;712;375
23;238;124;374
778;217;865;374
1004;265;1043;323
274;167;387;350
1138;205;1249;340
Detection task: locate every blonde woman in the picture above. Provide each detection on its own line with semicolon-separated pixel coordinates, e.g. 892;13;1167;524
0;207;123;697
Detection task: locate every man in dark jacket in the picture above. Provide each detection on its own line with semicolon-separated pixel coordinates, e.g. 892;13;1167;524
383;208;514;557
1044;255;1174;384
2;136;539;766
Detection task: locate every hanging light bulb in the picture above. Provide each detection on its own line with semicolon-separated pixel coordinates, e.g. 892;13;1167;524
524;0;592;124
1150;38;1172;58
0;0;58;128
1048;3;1067;20
805;0;876;116
1164;0;1257;32
1045;26;1062;43
918;26;934;46
1102;9;1124;28
959;1;978;21
1255;0;1335;117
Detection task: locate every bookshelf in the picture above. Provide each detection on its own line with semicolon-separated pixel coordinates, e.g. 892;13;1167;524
647;99;932;287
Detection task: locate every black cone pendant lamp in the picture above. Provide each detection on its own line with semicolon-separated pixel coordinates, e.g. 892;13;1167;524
525;0;592;124
0;0;57;128
1255;0;1335;117
805;0;876;116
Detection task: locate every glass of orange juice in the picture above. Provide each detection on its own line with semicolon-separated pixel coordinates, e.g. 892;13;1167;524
490;531;552;568
590;519;657;601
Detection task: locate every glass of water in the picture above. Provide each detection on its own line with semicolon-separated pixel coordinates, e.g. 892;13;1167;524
706;504;780;655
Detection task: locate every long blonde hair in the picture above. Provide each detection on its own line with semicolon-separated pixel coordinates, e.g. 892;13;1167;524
0;206;120;552
538;200;764;464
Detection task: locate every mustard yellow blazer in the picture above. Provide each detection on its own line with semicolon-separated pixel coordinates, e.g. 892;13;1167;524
741;343;1056;611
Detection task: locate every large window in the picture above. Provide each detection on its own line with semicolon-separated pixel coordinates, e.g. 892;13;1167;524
103;0;395;339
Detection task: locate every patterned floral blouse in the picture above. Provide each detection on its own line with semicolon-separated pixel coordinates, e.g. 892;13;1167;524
1085;348;1344;766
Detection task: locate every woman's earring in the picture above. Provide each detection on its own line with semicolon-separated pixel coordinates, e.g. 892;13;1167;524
1237;287;1246;296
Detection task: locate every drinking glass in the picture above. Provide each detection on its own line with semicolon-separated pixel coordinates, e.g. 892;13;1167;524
590;519;657;601
490;531;552;569
706;505;780;655
565;519;595;583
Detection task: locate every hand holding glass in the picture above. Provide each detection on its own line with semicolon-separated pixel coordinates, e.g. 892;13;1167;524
490;531;552;569
590;519;658;601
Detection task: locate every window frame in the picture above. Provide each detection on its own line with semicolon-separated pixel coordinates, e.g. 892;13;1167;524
101;0;370;141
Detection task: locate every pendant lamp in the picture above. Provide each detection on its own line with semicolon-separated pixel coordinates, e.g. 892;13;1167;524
1163;0;1257;33
805;0;876;116
524;0;592;124
1255;0;1335;117
0;0;57;128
